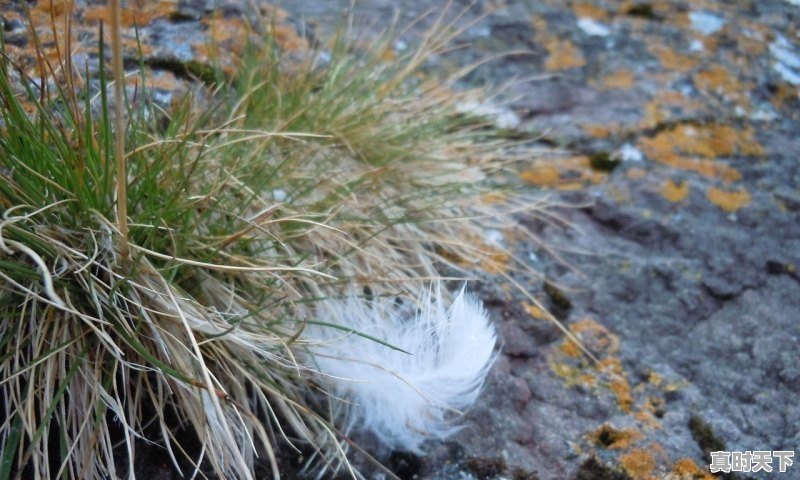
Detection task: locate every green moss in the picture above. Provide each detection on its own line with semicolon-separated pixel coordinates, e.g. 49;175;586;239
624;4;657;20
544;281;572;312
589;152;622;173
574;457;631;480
144;58;221;86
688;415;726;460
511;466;540;480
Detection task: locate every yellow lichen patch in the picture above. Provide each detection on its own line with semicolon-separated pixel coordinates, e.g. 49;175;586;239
627;168;648;180
620;448;656;479
648;372;664;387
583;123;621;138
532;15;586;71
544;39;586;71
522;168;569;187
591;424;643;449
660;180;690;202
523;302;548;320
648;44;699;73
481;192;507;205
130;69;180;91
549;359;585;385
638;92;704;130
560;339;583;358
672;458;714;479
82;2;176;28
638;123;764;182
522;156;600;188
693;65;752;107
635;405;663;430
640;99;667;129
521;166;561;186
579;373;598;387
706;186;751;212
573;3;610;21
610;377;634;412
571;317;620;355
270;24;309;52
32;0;74;18
557;181;588;191
206;15;250;46
601;70;636;89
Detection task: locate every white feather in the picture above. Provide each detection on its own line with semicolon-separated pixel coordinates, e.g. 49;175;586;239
308;285;497;451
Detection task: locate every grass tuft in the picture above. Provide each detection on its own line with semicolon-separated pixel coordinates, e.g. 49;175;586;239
0;6;557;479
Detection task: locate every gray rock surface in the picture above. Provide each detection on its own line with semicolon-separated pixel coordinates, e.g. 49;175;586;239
277;1;800;479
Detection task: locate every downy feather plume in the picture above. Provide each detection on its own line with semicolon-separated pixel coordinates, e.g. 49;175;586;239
308;285;497;451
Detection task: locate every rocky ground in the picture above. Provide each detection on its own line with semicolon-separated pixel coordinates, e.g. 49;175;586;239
5;0;800;478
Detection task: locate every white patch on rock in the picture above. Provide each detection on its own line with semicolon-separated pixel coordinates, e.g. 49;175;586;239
689;39;705;52
770;35;800;85
773;62;800;85
771;35;800;68
688;11;725;36
750;105;778;122
783;0;800;6
576;17;610;37
619;143;643;163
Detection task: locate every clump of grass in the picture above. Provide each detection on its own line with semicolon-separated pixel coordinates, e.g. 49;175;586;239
0;7;554;480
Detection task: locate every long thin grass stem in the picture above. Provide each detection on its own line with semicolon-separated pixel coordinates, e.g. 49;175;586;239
110;0;129;259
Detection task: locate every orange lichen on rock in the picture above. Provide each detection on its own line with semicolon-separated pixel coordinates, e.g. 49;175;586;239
521;166;561;186
560;339;583;358
481;192;507;205
270;24;309;52
660;180;690;202
521;156;602;188
693;64;752;107
601;70;636;89
571;317;620;355
205;15;250;47
639;123;763;182
620;448;656;479
573;3;610;21
648;44;699;73
82;2;176;28
33;0;74;17
523;302;548;320
610;377;634;412
584;123;623;138
531;15;586;71
545;39;586;71
672;458;714;479
706;186;751;212
638;92;704;130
